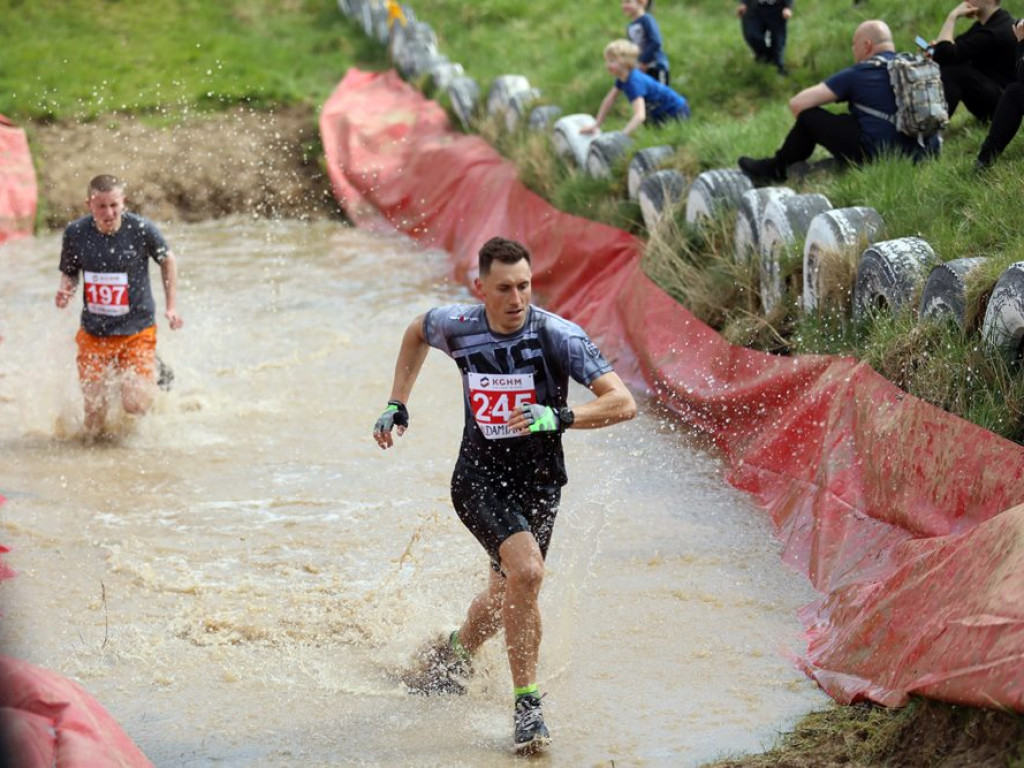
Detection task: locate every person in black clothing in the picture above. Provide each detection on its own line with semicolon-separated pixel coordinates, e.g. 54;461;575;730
738;20;939;184
977;19;1024;167
737;0;794;75
373;237;637;754
930;0;1017;121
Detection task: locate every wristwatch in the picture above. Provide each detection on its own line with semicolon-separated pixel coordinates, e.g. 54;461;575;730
558;406;575;429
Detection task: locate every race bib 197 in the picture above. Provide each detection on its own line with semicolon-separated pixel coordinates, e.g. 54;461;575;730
83;271;129;316
468;371;536;440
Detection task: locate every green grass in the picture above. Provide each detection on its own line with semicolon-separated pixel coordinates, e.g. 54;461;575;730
0;0;383;121
398;0;1024;441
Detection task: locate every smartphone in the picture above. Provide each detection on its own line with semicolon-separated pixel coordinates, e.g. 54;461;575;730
915;35;932;52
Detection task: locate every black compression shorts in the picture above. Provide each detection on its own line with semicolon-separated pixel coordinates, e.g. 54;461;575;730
450;457;562;574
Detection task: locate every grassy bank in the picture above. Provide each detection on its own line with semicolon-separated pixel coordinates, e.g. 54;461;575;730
406;0;1024;443
0;0;385;120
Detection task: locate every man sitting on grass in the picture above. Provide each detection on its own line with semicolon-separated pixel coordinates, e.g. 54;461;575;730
738;19;939;184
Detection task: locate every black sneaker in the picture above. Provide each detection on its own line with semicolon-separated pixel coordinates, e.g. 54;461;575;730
400;633;472;695
738;155;786;184
513;694;551;754
156;355;175;392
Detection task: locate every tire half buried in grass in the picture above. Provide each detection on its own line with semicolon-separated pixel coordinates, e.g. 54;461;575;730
919;256;988;329
552;114;598;167
853;237;937;320
758;193;832;314
586;131;632;178
733;186;794;266
982;261;1024;362
448;76;480;131
638;169;688;232
627;145;675;201
802;207;885;315
684;168;753;227
486;75;532;118
528;105;563;131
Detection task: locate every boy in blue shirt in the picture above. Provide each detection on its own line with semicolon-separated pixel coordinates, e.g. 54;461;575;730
583;39;690;137
624;0;671;85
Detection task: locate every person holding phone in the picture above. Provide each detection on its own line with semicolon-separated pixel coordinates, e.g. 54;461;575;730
977;17;1024;167
929;0;1017;121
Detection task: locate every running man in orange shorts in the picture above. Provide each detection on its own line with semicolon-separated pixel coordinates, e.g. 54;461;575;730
55;175;184;437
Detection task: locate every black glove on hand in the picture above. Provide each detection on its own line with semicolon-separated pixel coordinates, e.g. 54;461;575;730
374;399;409;436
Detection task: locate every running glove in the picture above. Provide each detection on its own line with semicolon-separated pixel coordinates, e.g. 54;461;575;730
523;404;559;433
374;399;409;435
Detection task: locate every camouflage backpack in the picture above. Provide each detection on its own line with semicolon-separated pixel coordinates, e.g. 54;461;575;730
855;53;949;145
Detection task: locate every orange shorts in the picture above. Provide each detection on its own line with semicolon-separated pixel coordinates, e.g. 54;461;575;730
76;326;157;383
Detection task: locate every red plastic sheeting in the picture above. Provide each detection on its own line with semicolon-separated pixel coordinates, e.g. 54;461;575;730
321;68;1024;711
0;114;37;245
0;654;153;768
0;496;150;767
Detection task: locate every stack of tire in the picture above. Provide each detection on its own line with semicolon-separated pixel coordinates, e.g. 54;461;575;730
335;2;1023;363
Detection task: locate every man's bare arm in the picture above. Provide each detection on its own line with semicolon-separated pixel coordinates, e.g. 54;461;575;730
789;83;838;117
160;252;184;330
570;371;637;429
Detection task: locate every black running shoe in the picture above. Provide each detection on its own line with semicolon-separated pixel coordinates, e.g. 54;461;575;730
738;155;786;184
513;694;551;754
156;356;175;392
400;633;472;695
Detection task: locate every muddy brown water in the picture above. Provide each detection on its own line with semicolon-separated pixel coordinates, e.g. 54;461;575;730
0;219;828;766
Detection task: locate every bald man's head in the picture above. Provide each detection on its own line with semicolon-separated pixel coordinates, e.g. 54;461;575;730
853;20;895;61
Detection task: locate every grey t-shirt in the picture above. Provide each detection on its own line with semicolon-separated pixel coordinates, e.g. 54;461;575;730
423;303;613;485
59;211;170;337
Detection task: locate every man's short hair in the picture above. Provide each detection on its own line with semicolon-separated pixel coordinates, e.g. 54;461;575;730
479;236;531;276
604;39;640;68
88;174;125;197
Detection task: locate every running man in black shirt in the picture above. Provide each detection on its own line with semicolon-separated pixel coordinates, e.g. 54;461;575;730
373;236;636;753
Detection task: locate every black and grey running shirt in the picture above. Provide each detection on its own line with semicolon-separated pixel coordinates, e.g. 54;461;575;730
59;212;170;337
423;303;613;485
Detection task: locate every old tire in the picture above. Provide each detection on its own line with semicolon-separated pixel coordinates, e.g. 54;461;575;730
919;257;988;329
627;146;674;201
528;105;563;132
586;132;633;178
369;1;391;43
733;187;794;266
853;237;937;320
505;88;542;132
552;114;598;167
684;169;754;226
389;19;435;65
339;0;359;20
487;75;532;118
638;170;688;232
982;262;1024;362
448;76;480;131
395;42;443;79
758;193;832;314
430;62;464;95
802;207;886;314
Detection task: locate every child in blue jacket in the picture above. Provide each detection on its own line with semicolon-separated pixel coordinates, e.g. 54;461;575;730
624;0;671;85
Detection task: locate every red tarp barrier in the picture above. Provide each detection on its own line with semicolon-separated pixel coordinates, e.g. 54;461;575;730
0;654;153;768
0;497;150;767
321;68;1024;711
0;114;37;245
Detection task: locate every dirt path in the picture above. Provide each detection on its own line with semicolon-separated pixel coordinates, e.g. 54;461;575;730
28;104;343;229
